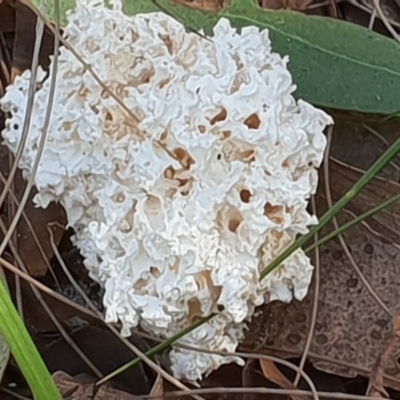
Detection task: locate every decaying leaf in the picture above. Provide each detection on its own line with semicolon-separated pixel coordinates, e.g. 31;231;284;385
53;371;140;400
173;0;226;11
150;373;164;398
260;0;312;11
242;158;400;390
0;0;66;276
260;359;308;400
367;314;400;398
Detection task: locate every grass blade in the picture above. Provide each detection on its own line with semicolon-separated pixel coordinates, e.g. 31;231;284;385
0;277;61;399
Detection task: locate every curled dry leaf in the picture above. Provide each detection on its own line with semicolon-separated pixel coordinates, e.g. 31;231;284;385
150;373;164;398
260;359;308;400
242;158;400;390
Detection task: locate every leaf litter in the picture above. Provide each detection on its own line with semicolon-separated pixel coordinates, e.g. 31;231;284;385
2;0;400;399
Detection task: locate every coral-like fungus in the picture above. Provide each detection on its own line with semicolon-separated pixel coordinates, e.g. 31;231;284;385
1;0;332;382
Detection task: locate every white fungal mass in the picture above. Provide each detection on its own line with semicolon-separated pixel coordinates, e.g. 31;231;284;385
0;0;332;382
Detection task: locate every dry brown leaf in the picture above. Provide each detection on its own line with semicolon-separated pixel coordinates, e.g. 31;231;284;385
53;371;140;400
150;373;164;398
367;314;400;398
260;0;312;11
173;0;226;11
260;359;308;400
242;158;400;390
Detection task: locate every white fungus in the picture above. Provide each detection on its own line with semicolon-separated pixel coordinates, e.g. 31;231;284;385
0;0;333;382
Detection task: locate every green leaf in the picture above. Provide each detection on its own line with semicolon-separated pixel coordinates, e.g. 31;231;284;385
126;0;400;115
0;269;9;384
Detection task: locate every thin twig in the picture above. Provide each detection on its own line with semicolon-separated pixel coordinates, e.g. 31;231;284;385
294;196;320;386
370;0;400;41
142;387;396;400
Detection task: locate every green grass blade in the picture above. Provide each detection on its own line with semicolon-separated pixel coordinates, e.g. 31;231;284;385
305;192;400;253
0;278;61;399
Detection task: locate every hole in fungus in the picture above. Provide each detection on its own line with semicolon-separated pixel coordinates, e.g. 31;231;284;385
188;298;203;321
216;153;222;161
243;113;261;130
238;149;256;163
160;130;169;144
177;178;190;188
222;140;255;163
209;108;227;125
228;209;244;233
264;203;284;224
169;258;180;274
159;34;173;54
150;266;161;278
198;125;206;134
158;79;170;89
173;147;194;169
240;189;251;203
134;277;149;291
115;192;126;203
308;161;314;168
196;270;222;303
62;122;72;131
221;130;231;140
105;111;113;122
13;123;19;130
163;166;175;179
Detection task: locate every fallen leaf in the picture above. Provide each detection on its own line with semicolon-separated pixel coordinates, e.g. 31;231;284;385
150;373;164;398
367;313;400;398
173;0;225;11
53;371;141;400
260;0;312;11
260;359;308;400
